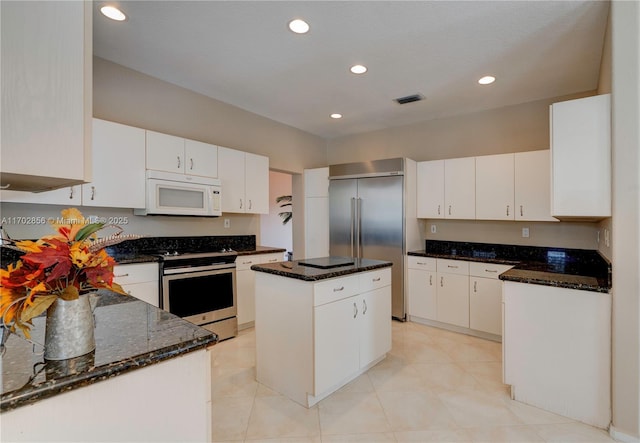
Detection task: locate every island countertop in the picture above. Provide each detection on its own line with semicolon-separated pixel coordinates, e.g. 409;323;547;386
251;256;392;281
1;291;217;412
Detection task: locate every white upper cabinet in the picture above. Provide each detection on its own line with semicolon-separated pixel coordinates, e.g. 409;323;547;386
417;160;445;218
515;150;557;221
305;167;329;197
0;185;82;206
218;146;269;214
146;131;218;178
550;94;611;219
1;1;92;192
444;157;476;219
475;153;515;220
81;119;146;208
304;167;330;259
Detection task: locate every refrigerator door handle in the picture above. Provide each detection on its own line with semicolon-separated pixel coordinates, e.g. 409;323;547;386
350;197;356;257
357;197;363;259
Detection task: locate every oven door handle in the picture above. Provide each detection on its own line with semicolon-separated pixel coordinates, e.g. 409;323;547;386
163;263;236;275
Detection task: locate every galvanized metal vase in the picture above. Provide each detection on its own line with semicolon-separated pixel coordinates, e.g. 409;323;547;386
44;294;98;361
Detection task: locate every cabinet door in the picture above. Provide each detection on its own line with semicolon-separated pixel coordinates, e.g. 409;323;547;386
407;269;437;320
550;94;611;218
304;167;329;198
314;295;360;395
515;150;557;221
475;153;514;220
359;287;392;368
1;186;81;205
218;147;246;213
184;139;218;178
82;119;146;208
436;273;469;327
305;197;329;259
444;157;475;219
146;131;185;174
417;160;445;218
236;268;255;326
121;281;160;307
470;277;502;335
245;152;269;214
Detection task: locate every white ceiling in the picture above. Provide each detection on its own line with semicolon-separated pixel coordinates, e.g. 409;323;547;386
93;1;609;139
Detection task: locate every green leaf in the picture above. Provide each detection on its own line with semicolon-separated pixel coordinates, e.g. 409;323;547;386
75;223;106;241
19;295;57;323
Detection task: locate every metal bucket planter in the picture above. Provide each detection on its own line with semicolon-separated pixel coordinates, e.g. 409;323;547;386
44;294;98;361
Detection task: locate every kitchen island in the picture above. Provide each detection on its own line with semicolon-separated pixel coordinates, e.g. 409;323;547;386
251;257;392;407
1;291;217;442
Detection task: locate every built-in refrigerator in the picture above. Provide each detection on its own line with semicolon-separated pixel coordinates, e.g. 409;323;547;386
329;158;409;320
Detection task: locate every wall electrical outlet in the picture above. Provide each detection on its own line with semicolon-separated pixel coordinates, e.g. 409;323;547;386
522;227;530;238
431;224;437;234
605;229;610;248
224;219;230;228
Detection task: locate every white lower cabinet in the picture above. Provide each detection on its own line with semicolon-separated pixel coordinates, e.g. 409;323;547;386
406;256;437;321
255;268;391;407
235;252;283;328
436;270;469;328
113;263;159;307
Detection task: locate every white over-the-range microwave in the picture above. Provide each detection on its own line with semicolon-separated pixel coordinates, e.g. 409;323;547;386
134;170;222;216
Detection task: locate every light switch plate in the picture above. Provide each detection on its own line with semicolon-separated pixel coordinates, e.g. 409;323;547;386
431;224;437;234
224;218;230;228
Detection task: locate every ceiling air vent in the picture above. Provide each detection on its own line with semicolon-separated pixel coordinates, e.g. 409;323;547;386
394;94;424;105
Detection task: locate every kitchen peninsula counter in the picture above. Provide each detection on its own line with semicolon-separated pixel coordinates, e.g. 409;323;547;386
1;291;217;442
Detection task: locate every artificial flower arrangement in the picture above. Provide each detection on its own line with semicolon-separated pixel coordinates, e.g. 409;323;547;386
1;208;138;338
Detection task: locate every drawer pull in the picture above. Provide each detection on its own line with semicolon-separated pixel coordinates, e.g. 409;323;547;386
362;299;368;315
440;276;443;287
372;277;381;282
447;265;458;269
353;302;358;318
334;286;345;292
506;205;510;216
417;262;427;265
474;281;477;292
520;205;523;216
268;259;278;262
242;261;253;265
448;205;452;215
115;273;130;278
485;269;498;273
437;205;441;215
429;275;433;285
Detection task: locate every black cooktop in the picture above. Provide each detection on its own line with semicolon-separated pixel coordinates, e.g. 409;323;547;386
298;257;355;269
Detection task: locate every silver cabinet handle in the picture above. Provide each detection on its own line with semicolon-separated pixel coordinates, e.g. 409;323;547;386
353;302;358;318
177;156;181;169
114;273;130;278
520;205;523;217
242;261;253;265
268;258;278;262
447;265;458;269
417;262;427;265
437;204;441;215
91;186;95;201
190;158;194;170
240;199;243;209
506;205;510;216
474;281;477;292
485;269;498;273
372;277;381;282
440;276;444;287
429;275;433;286
362;299;367;315
448;205;452;215
333;286;344;292
249;200;252;210
69;187;74;199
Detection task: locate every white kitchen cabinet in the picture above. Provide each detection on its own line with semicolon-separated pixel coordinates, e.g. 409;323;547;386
81;119;146;209
218;146;269;214
113;263;160;307
436;259;470;328
146;131;218;178
514;150;557;221
1;185;82;206
1;1;92;192
304;167;330;259
469;262;512;335
475;153;515;220
235;252;282;328
304;167;329;197
550;94;611;219
406;256;437;321
255;267;391;407
417;160;445;218
503;281;611;428
444;157;476;219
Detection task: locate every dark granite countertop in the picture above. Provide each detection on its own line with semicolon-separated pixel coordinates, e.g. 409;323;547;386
409;240;611;293
251;256;392;281
1;291;217;412
236;246;286;256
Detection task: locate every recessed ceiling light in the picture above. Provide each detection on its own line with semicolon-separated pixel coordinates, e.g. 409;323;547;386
100;5;126;21
350;65;367;75
330;113;343;119
288;19;310;34
478;75;496;85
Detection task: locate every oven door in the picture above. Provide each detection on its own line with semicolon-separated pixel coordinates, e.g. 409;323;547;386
162;267;236;326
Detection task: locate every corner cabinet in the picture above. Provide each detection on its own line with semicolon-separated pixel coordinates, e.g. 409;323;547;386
255;268;391;407
218;147;269;214
1;1;92;192
550;94;611;219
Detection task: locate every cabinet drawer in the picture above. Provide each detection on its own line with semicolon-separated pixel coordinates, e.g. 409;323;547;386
436;259;469;275
359;268;391;293
236;253;282;270
469;262;513;279
113;263;159;285
314;275;360;306
407;256;436;271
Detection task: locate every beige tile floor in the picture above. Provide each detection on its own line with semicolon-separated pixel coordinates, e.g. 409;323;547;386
210;321;615;443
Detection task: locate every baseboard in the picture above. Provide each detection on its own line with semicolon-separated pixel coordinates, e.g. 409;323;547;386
610;426;640;443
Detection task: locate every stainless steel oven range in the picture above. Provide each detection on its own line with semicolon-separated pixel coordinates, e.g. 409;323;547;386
157;250;238;340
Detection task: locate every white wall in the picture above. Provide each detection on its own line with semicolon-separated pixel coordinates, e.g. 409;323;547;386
260;171;293;254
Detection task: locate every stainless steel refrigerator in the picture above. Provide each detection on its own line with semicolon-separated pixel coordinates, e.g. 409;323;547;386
329;158;406;320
